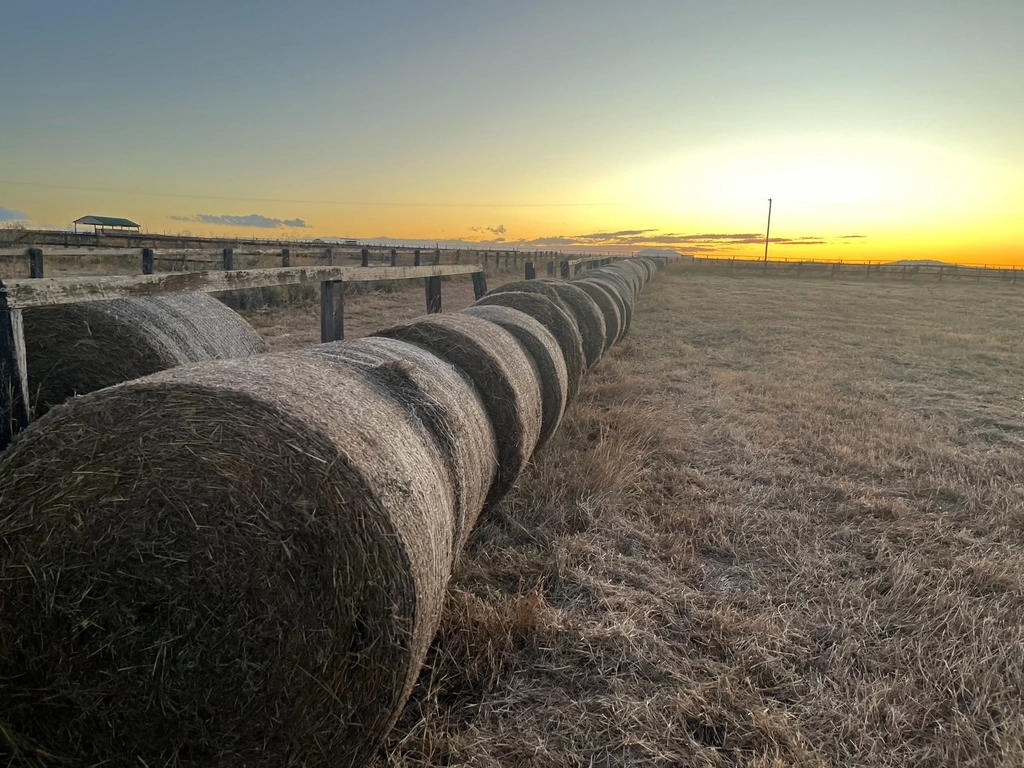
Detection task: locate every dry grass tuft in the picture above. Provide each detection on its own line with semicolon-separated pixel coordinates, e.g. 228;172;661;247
374;271;1024;767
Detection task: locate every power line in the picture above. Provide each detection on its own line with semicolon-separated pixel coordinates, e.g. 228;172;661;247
0;180;616;209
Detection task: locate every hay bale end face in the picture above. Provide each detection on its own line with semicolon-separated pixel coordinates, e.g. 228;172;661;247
461;304;568;449
374;312;543;507
311;336;497;552
472;290;585;403
0;352;456;767
24;293;267;415
537;279;606;369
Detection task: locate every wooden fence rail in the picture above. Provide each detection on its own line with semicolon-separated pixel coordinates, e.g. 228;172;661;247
0;263;485;449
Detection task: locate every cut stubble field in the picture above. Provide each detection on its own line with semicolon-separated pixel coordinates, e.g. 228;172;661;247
252;272;1024;767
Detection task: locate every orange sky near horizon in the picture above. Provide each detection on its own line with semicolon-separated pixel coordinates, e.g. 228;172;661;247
2;2;1022;265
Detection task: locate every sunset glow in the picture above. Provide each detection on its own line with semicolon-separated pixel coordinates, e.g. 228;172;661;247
2;1;1022;263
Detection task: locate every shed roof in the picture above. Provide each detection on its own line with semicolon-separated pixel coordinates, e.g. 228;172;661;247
74;216;140;227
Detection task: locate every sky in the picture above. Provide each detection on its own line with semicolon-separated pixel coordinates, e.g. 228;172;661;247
1;0;1022;263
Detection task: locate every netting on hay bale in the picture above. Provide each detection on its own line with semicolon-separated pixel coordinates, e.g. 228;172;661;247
23;293;267;415
374;312;543;507
311;335;497;552
471;290;586;403
0;352;457;767
461;304;568;449
573;280;623;349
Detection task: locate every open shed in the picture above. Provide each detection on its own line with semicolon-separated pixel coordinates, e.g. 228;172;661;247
73;215;141;234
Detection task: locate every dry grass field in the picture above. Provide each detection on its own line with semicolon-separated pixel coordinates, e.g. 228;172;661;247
246;271;1024;767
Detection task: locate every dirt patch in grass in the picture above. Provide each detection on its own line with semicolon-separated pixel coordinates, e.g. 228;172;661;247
363;272;1024;767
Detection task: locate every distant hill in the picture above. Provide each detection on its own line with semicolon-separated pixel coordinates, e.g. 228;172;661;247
635;248;692;260
886;259;957;267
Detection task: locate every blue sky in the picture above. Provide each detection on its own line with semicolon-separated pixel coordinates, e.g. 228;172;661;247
2;0;1022;260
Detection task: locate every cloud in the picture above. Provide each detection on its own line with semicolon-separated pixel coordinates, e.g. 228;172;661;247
840;234;867;239
169;213;310;229
469;224;507;236
0;205;29;222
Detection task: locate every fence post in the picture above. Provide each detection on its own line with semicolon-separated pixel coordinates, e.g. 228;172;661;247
560;260;570;278
142;248;155;275
222;248;234;270
414;249;421;267
525;261;536;280
360;248;369;268
0;306;30;451
434;248;441;266
326;246;334;266
390;249;398;267
455;249;461;264
425;276;442;313
28;248;44;279
320;281;344;342
282;248;291;268
472;270;488;300
548;261;556;277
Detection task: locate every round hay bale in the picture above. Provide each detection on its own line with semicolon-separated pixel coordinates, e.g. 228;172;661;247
473;291;585;403
537;279;606;369
484;279;568;309
586;270;637;337
572;280;622;349
461;304;567;449
311;336;497;552
613;262;644;295
374;312;543;506
584;274;634;337
638;257;657;281
591;265;637;301
24;293;267;415
0;352;457;767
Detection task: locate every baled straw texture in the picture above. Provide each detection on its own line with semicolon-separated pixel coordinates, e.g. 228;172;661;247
602;264;640;298
572;279;622;349
0;352;456;767
537;279;607;369
472;290;586;404
461;304;568;449
374;312;543;507
24;293;267;414
485;279;571;314
311;335;497;552
581;273;634;338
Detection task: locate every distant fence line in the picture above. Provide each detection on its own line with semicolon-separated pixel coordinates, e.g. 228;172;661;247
0;244;616;279
681;257;1024;283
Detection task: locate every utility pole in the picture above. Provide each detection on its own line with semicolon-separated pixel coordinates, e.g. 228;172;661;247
764;197;773;262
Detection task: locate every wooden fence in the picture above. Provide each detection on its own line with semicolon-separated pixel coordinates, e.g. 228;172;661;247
680;257;1024;283
0;263;485;449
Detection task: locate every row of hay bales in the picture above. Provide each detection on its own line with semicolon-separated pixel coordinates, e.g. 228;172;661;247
0;258;661;766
